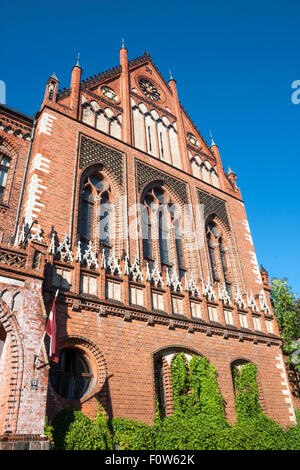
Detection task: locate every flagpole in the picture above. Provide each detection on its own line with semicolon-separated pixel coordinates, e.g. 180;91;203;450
34;332;46;368
34;289;59;368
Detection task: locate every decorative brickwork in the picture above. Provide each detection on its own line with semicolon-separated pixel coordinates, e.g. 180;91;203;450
79;135;124;185
136;160;188;203
0;46;296;449
197;189;230;229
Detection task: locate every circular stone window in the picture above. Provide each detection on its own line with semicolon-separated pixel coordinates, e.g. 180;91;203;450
187;133;199;147
138;79;160;101
101;86;119;102
49;348;92;400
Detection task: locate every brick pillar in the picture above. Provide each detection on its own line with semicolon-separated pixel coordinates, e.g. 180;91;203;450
70;64;82;119
168;78;190;171
120;47;132;145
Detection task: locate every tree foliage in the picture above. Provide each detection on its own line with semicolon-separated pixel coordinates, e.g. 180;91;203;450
271;278;300;372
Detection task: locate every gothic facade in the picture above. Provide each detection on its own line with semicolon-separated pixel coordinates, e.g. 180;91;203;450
0;47;296;448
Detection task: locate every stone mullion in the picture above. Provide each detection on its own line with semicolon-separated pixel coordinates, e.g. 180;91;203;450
113;197;122;259
214;242;226;287
168;222;177;272
151;212;160;265
142;114;147;153
208;242;219;283
154;120;160;158
165;125;173;165
163;359;174;416
182;204;196;275
225;242;240;292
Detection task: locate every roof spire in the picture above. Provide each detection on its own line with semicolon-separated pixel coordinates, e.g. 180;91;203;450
169;69;173;80
122;37;125;49
209;129;216;146
76;52;80;67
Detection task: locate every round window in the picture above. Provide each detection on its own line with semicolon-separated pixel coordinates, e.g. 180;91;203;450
49;348;92;400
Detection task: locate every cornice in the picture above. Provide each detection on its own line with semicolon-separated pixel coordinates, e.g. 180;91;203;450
49;290;282;348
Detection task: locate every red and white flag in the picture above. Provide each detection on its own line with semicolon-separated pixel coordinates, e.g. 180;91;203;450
45;289;59;363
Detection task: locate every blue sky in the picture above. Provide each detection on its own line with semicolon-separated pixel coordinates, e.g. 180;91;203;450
1;0;299;296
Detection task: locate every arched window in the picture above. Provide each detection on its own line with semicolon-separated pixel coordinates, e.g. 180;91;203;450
206;217;231;293
99;191;110;244
0;154;10;200
49;348;92;400
170;207;185;276
141;187;184;271
80;187;94;251
141;195;153;260
79;172;112;252
0;323;6;360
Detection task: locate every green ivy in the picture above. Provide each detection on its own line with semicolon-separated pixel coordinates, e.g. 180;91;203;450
44;416;54;449
52;406;113;450
171;353;193;417
49;354;300;450
111;417;154;450
189;355;227;426
233;362;262;421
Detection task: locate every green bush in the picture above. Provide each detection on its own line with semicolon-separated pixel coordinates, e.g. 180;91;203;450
111;417;154;450
52;406;113;450
153;414;232;450
232;414;288;450
44;416;54;449
285;410;300;450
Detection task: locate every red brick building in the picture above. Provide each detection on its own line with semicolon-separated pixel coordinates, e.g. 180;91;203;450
0;46;297;448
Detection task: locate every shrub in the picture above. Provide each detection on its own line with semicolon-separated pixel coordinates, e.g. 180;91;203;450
52;406;112;450
153;414;232;450
44;416;54;449
111;417;154;450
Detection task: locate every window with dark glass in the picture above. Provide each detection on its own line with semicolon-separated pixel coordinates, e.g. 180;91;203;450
174;217;185;276
142;188;185;270
142;197;153;259
158;209;170;265
206;218;231;289
0;154;10;200
100;191;110;244
80;187;93;250
208;242;218;281
220;242;231;296
79;173;111;252
49;348;92;400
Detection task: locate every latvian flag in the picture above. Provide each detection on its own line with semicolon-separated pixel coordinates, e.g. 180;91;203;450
45;289;59;363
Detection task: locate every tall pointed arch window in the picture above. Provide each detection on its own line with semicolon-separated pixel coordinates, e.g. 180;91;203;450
0;154;11;200
141;195;154;260
79;172;112;252
80;187;94;250
206;217;231;293
141;187;185;271
168;204;185;276
99;191;111;245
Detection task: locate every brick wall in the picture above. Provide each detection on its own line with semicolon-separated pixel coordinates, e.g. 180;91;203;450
0;48;296;442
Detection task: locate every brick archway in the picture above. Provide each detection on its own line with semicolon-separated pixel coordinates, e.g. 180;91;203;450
153;345;206;417
230;357;267;414
0;298;24;434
